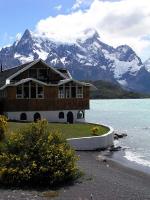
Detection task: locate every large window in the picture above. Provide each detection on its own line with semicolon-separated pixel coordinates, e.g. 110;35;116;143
58;83;83;99
31;82;36;98
16;81;44;99
16;86;22;98
29;68;48;81
0;90;7;98
58;87;64;98
76;86;83;98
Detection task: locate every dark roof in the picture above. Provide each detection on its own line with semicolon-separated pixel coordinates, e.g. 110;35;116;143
0;60;71;88
0;61;34;88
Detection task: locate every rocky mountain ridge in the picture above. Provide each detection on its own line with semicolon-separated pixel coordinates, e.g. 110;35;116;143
0;29;150;93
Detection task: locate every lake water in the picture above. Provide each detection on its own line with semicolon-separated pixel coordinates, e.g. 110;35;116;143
86;99;150;170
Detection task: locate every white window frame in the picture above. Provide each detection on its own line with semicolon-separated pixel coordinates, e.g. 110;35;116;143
76;86;83;98
16;82;44;99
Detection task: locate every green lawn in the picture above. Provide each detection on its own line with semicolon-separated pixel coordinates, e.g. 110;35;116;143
8;122;109;139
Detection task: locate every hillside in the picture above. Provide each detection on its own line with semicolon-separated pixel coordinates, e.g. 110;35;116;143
90;80;149;99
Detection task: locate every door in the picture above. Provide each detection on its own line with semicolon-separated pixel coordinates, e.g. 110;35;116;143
67;111;74;124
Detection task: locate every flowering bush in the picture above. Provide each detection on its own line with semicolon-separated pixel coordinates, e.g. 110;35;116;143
0;120;79;187
91;126;100;136
0;115;8;141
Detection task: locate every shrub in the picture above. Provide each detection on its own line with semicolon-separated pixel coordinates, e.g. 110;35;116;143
0;120;79;187
0;115;8;141
91;126;100;136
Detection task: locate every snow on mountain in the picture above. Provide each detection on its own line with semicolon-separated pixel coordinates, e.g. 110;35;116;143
0;28;149;93
144;58;150;72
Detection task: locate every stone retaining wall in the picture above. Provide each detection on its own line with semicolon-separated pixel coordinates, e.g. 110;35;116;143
67;123;114;150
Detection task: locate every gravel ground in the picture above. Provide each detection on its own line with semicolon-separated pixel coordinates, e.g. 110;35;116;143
0;151;150;200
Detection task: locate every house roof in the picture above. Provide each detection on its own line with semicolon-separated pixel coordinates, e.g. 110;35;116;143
58;79;97;91
0;59;70;89
0;61;34;88
7;59;66;82
0;59;94;90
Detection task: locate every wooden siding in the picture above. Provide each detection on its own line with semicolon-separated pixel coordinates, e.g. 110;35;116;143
3;99;89;111
3;86;90;111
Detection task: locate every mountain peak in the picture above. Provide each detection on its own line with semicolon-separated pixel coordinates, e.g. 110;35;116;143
84;29;100;39
20;29;32;41
76;29;100;44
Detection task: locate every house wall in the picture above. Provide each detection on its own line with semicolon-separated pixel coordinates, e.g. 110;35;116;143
4;86;89;111
5;110;85;123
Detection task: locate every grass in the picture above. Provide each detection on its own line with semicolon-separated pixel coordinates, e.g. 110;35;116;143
8;122;109;139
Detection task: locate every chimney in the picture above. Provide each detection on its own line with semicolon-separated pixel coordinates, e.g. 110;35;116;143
0;63;3;72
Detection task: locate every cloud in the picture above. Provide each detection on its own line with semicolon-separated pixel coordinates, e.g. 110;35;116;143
54;4;62;11
35;0;150;58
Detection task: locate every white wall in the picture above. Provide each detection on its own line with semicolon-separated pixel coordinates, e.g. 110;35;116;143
67;125;114;150
6;110;85;123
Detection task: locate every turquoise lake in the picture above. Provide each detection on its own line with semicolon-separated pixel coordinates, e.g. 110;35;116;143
86;99;150;168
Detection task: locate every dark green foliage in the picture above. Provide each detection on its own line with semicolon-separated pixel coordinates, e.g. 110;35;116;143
0;120;78;187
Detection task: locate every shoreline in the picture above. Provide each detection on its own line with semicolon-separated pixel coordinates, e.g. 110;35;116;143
101;148;150;176
53;151;150;200
0;150;150;199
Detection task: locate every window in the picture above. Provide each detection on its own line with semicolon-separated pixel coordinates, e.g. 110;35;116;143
65;87;70;98
38;69;47;81
29;69;37;78
0;90;7;98
58;87;64;98
20;113;27;121
77;110;84;119
29;68;48;81
37;85;44;98
71;86;76;98
77;86;83;98
31;82;36;98
16;86;22;98
59;112;64;119
24;82;29;98
58;83;83;99
16;81;44;99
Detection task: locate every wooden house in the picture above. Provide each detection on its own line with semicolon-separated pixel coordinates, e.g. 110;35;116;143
0;59;92;123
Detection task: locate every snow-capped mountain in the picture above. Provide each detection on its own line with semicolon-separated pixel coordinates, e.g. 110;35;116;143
144;58;150;72
0;28;150;93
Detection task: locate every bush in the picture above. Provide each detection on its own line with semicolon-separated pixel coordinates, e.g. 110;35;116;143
0;120;79;187
0;115;8;141
91;126;100;136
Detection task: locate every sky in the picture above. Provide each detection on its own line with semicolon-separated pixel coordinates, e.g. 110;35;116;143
0;0;150;61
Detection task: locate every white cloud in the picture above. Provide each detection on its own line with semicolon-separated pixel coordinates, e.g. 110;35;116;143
54;4;62;11
35;0;150;59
